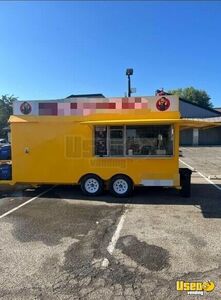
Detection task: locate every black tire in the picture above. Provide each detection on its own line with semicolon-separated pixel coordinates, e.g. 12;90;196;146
109;175;133;198
80;174;104;196
179;168;192;198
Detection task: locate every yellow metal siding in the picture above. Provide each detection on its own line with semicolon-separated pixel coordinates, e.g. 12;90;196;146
10;117;180;186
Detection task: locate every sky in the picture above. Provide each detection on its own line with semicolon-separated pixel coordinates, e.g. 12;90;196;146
0;1;221;107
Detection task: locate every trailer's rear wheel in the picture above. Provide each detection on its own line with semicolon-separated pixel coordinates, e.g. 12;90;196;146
80;174;104;196
109;175;133;197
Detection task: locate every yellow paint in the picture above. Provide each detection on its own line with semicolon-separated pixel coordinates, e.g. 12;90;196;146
6;108;180;186
5;98;219;187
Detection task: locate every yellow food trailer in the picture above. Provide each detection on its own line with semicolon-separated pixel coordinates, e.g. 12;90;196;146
0;95;218;197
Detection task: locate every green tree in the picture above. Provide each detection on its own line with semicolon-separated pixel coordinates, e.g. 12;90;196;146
168;87;213;109
0;95;17;138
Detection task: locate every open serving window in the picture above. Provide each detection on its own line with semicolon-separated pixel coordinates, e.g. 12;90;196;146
94;125;174;157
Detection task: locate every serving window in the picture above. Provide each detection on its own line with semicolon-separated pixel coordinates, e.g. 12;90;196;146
94;125;173;157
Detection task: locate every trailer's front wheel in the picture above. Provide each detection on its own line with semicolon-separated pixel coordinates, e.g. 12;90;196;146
81;174;104;196
110;175;133;198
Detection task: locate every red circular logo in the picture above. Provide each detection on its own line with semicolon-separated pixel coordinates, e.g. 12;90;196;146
156;97;170;111
20;102;32;115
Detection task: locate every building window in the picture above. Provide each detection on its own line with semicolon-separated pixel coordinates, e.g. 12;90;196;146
94;125;173;157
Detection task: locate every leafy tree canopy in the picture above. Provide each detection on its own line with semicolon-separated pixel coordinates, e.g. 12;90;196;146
0;95;18;138
168;87;213;109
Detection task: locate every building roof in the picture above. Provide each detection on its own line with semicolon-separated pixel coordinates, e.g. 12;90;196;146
215;107;221;112
66;93;105;99
180;98;221;116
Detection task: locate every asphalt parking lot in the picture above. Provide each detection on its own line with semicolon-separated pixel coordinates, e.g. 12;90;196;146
0;147;221;300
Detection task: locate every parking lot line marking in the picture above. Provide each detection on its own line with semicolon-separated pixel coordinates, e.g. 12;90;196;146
0;186;55;220
179;159;221;192
101;208;128;268
179;159;195;171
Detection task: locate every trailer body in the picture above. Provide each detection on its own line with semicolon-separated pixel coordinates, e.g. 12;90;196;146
1;95;216;196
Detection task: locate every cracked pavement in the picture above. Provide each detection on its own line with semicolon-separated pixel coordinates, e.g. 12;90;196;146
0;147;221;299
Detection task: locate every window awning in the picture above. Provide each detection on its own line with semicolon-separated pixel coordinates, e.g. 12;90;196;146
81;119;180;125
179;119;221;130
81;118;221;129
